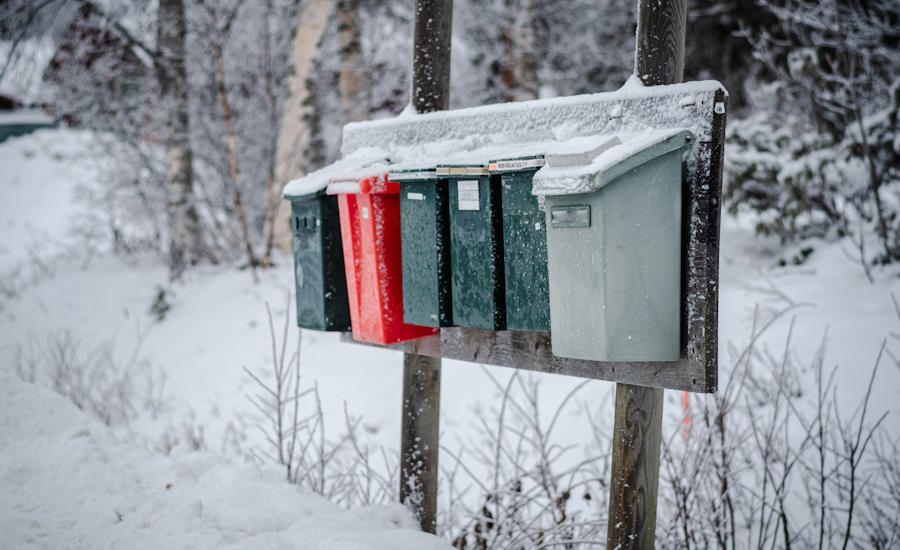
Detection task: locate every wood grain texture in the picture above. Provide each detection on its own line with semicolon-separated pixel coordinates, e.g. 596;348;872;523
635;0;687;86
606;384;664;549
400;353;441;533
401;0;452;534
342;322;713;392
412;0;453;113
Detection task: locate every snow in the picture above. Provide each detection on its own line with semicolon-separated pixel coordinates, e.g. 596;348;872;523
281;79;721;198
532;128;690;195
1;129;452;549
4;129;900;548
0;370;448;550
0;129;100;274
340;79;723;158
282;148;388;199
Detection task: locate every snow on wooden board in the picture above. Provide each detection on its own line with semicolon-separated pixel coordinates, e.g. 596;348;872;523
341;79;725;159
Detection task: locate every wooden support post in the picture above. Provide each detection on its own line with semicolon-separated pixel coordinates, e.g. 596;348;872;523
607;1;686;548
400;353;442;533
401;0;452;534
607;384;665;549
411;0;453;113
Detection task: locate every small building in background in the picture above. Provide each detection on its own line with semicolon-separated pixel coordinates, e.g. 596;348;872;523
0;92;55;143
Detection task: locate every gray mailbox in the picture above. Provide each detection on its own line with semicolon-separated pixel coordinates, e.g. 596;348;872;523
532;129;692;362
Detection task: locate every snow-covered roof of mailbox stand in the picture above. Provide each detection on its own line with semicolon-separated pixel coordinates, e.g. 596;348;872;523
283;78;724;198
339;79;724;159
531;128;692;196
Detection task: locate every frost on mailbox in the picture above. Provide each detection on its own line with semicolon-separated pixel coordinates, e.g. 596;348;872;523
532;129;693;362
282;181;351;332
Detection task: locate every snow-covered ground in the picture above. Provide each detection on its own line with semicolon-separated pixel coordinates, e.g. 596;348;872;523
0;369;448;549
1;129;898;547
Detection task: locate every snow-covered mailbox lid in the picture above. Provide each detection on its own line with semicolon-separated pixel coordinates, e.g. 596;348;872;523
281;154;386;332
532;128;693;362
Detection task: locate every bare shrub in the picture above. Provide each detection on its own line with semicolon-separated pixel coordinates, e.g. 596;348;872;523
656;302;897;548
243;296;397;506
155;415;207;455
12;328;167;427
443;369;610;548
241;295;898;548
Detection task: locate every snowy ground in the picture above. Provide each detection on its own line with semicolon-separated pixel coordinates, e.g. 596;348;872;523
1;129;899;547
0;370;447;549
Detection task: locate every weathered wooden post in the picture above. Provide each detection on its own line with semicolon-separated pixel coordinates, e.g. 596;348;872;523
400;0;453;535
606;1;687;549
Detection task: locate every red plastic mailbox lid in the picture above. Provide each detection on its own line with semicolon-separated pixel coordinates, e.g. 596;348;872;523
332;174;437;345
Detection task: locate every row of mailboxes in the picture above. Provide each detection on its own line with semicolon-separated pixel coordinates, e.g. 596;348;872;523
284;130;691;361
394;158;551;333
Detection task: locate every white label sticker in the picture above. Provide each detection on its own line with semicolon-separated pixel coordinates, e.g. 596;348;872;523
361;207;369;219
407;192;425;201
457;180;480;211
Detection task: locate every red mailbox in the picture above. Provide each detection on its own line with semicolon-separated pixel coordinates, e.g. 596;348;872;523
329;174;438;345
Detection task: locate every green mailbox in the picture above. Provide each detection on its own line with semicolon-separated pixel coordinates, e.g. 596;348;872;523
533;130;692;362
286;192;351;331
440;164;506;330
489;156;551;331
394;167;453;327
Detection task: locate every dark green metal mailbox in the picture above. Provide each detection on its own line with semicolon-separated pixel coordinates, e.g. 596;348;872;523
440;164;506;330
489;156;550;331
394;168;453;327
287;192;351;331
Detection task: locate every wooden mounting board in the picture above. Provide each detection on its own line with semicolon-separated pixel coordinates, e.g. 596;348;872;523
337;84;727;393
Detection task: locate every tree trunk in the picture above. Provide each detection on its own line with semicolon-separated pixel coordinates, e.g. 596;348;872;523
158;0;204;280
337;0;367;125
206;2;260;281
261;0;280;268
271;0;337;254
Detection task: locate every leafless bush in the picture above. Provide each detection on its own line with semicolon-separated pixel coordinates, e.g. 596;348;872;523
429;302;896;549
12;328;168;426
155;415;207;455
242;294;897;548
656;302;897;549
442;369;610;549
244;296;397;507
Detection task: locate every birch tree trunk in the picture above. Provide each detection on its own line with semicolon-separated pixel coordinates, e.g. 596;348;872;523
270;0;336;253
158;0;204;280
